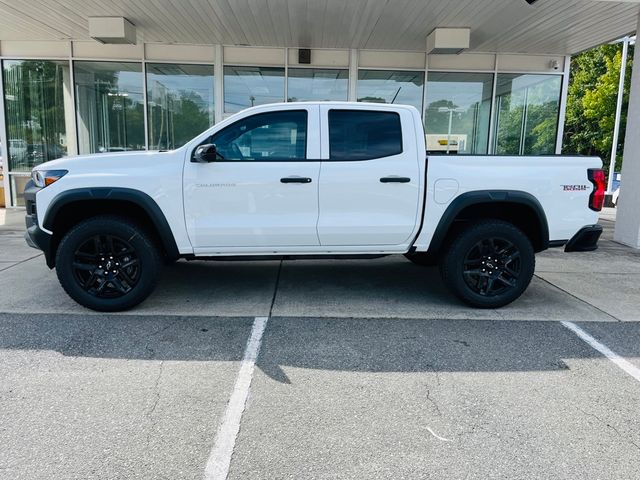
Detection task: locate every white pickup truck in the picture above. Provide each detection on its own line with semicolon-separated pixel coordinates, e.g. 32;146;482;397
24;102;604;312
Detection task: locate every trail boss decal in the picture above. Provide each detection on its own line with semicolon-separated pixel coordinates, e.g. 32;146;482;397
562;184;590;191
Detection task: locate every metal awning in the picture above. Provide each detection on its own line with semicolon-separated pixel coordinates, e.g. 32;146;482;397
0;0;637;55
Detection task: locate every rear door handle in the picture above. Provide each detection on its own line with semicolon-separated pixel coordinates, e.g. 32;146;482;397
281;176;312;184
380;176;411;183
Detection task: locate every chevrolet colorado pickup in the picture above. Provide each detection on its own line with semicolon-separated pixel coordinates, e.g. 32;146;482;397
24;102;604;311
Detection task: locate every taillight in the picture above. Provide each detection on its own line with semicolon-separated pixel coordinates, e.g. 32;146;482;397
588;168;606;211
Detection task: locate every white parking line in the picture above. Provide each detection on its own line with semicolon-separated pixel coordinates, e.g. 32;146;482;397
561;321;640;383
203;316;269;480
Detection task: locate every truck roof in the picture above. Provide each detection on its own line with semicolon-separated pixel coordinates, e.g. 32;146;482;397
239;101;419;112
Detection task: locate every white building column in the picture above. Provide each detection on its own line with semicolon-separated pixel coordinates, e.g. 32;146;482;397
614;12;640;249
214;45;223;124
348;49;358;101
62;61;78;156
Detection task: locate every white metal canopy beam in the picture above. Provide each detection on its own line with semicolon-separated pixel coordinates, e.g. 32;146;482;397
614;11;640;248
0;0;638;55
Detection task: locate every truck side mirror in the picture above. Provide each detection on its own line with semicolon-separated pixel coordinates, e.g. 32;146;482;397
192;143;218;163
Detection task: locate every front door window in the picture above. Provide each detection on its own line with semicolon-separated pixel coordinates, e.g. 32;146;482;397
206;110;308;161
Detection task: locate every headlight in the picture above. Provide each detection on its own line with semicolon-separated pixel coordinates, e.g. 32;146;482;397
31;169;68;188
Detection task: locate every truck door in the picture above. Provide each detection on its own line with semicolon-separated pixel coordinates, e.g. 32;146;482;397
317;106;421;246
183;105;321;250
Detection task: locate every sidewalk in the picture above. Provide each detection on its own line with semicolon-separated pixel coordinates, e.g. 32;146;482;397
0;206;638;321
0;207;25;232
535;207;640;321
0;208;43;272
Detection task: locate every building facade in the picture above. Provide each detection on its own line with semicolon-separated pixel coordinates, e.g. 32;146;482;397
0;41;568;206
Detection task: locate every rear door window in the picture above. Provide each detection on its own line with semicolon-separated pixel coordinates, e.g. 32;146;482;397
328;110;402;160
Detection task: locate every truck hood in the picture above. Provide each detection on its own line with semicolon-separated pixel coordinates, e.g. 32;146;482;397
33;149;180;173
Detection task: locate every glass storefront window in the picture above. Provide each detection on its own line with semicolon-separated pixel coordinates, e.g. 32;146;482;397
424;72;493;154
3;59;71;205
224;66;285;113
357;70;424;112
287;68;348;102
146;63;214;150
3;60;69;172
493;74;562;155
74;61;145;154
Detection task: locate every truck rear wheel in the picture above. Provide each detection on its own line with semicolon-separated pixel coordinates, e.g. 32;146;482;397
440;220;535;308
55;215;162;312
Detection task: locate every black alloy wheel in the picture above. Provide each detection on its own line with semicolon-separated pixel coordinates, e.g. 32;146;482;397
440;220;535;308
72;234;141;298
56;215;162;311
462;237;521;297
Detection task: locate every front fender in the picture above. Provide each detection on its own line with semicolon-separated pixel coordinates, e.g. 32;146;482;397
43;187;180;261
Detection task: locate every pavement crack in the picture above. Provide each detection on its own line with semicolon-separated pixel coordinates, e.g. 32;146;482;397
149;318;181;339
148;361;164;416
145;361;165;448
141;318;181;359
0;253;43;272
576;407;640;451
425;388;443;417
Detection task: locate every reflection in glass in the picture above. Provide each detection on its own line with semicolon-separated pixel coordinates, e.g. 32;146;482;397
357;70;424;112
74;61;145;154
3;59;71;205
224;66;284;113
493;74;562;155
3;60;69;172
211;111;307;161
146;63;214;150
424;72;493;154
287;68;348;102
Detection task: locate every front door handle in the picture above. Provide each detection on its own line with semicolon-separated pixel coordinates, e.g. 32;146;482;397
281;176;312;184
380;176;411;183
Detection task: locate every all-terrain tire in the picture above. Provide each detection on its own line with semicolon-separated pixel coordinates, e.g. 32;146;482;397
440;220;535;308
55;215;162;312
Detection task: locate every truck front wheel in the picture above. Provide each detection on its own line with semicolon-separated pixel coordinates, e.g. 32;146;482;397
55;215;162;312
440;220;535;308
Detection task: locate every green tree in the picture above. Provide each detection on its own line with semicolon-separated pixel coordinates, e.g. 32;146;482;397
148;90;212;150
424;99;459;134
357;96;387;103
564;42;633;175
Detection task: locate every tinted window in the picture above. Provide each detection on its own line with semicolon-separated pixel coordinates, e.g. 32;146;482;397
329;110;402;160
208;110;307;161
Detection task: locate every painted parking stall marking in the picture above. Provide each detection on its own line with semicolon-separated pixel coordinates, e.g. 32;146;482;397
561;321;640;383
204;316;269;480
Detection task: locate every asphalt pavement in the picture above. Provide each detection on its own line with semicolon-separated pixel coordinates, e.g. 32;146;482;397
1;208;639;479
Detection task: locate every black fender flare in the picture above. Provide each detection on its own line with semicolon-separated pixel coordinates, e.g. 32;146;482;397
43;187;180;261
425;190;549;254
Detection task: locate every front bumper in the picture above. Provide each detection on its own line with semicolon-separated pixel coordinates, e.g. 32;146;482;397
564;224;603;252
24;180;54;268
